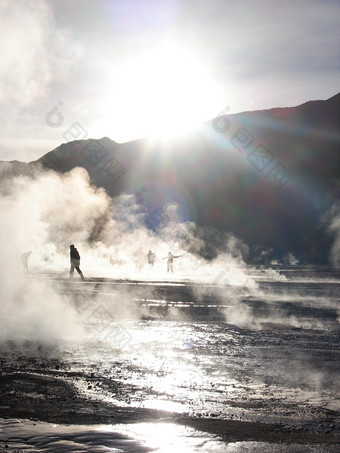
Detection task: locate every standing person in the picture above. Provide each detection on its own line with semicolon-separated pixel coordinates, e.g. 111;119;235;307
70;244;85;280
147;250;156;267
164;251;181;273
21;251;31;273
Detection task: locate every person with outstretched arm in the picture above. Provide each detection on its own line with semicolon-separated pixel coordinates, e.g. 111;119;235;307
163;251;181;273
70;244;85;280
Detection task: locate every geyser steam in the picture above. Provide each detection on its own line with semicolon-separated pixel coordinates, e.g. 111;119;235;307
0;165;283;343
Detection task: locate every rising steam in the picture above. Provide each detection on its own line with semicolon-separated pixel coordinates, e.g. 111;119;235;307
0;166;260;342
5;164;330;344
328;204;340;267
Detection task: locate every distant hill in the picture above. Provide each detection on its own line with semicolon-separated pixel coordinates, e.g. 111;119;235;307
2;93;340;264
0;160;33;177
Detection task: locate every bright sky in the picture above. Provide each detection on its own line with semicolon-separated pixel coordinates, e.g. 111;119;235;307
0;0;339;162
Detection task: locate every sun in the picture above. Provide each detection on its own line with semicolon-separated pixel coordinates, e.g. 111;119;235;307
101;43;222;142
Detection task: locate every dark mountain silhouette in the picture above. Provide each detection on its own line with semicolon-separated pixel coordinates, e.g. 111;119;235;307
2;93;340;264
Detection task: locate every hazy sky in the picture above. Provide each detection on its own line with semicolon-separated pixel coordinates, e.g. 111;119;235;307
0;0;339;162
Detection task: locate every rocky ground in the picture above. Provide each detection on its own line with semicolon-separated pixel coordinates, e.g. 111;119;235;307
1;370;339;447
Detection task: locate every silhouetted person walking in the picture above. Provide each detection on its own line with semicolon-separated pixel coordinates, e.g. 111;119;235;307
21;251;31;273
147;250;156;267
70;244;85;280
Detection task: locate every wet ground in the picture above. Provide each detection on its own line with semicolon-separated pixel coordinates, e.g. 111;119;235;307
1;266;340;451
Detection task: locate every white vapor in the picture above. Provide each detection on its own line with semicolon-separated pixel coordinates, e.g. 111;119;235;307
0;165;263;342
0;167;109;344
0;0;83;162
0;0;82;108
1;162;334;340
11;164;334;342
328;204;340;267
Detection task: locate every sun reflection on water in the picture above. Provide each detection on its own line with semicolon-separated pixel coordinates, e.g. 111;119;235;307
111;422;227;452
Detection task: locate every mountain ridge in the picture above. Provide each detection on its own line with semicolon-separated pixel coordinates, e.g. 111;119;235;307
1;93;340;264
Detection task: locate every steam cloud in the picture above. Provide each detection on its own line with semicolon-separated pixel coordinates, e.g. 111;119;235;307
0;165;261;343
0;167;110;344
0;0;83;161
3;164;331;345
0;0;82;108
329;204;340;267
0;164;255;281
